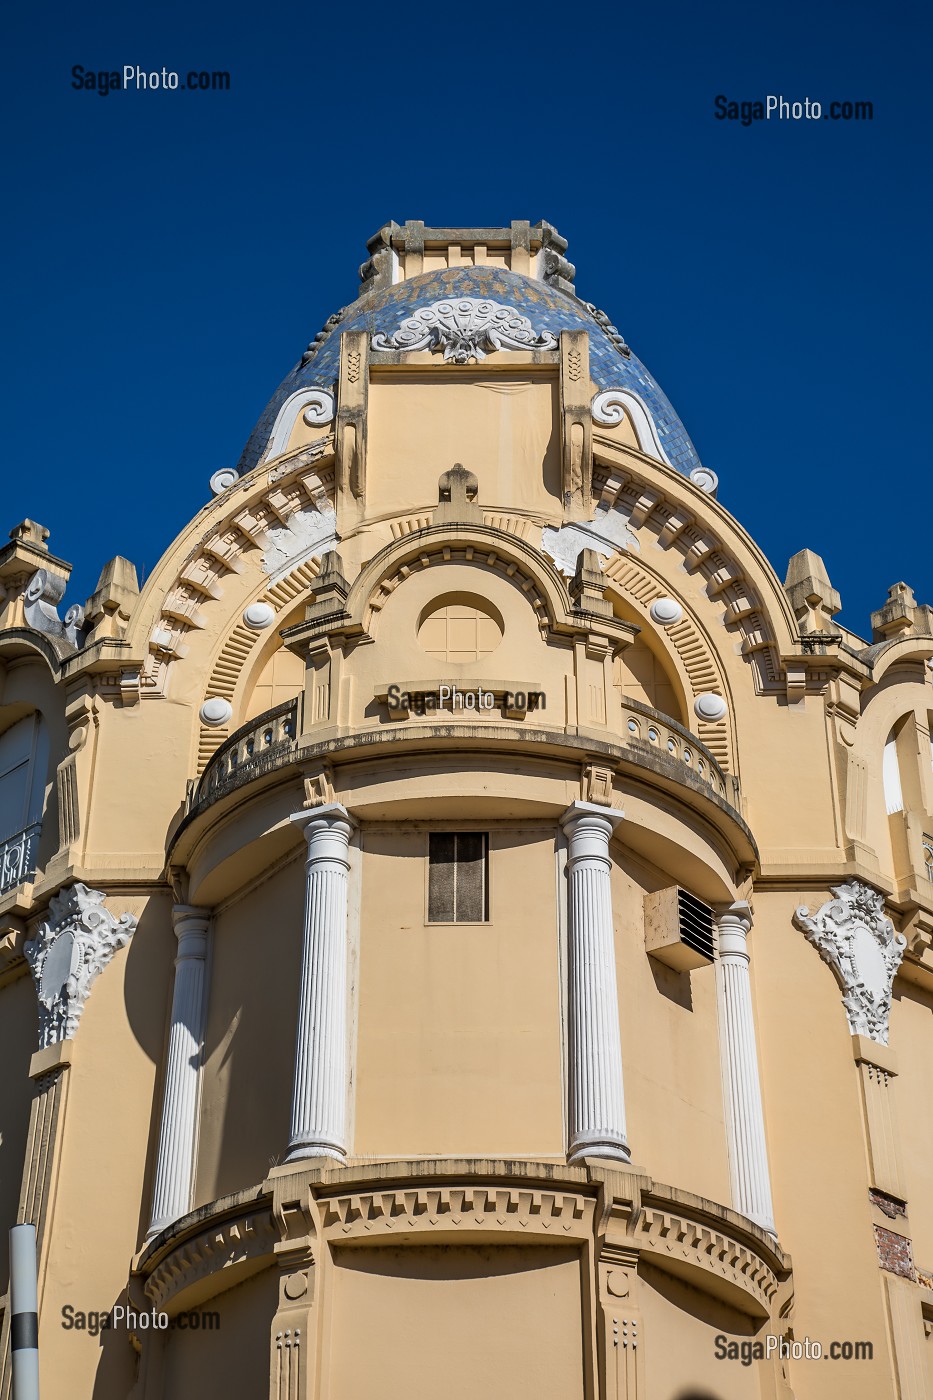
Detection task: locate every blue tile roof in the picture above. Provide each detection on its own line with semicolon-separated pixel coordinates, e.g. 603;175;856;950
237;267;702;477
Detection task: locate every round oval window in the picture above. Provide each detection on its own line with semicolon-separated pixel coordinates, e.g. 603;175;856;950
417;594;504;664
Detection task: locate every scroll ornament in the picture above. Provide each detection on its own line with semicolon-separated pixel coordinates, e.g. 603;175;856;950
24;883;138;1048
371;298;558;364
793;881;906;1045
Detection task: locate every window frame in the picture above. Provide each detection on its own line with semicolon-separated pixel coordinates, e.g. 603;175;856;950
425;829;490;926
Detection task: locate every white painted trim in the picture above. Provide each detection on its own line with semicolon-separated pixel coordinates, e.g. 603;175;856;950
264;388;335;462
592;388;674;467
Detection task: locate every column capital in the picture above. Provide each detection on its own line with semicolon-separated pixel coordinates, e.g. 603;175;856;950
716;901;751;959
290;802;356;837
171;905;211;960
560;799;625;830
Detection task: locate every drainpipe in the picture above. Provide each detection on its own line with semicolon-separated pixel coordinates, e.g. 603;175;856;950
10;1225;39;1400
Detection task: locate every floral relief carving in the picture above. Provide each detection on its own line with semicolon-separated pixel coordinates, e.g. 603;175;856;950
793;881;906;1044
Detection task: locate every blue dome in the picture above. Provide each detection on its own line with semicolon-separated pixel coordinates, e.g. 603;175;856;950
238;267;702;478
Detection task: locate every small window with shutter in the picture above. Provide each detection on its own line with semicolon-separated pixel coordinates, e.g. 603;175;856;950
428;832;489;923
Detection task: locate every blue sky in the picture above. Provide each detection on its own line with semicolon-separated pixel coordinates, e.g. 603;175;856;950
3;0;930;639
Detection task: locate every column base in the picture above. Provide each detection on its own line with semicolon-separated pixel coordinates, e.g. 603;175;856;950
568;1136;631;1165
284;1140;348;1165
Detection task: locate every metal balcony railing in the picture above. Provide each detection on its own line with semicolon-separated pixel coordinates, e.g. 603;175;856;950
0;821;41;895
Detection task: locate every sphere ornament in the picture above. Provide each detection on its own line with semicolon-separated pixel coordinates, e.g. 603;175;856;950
694;693;728;722
199;697;233;727
243;602;275;630
649;597;683;625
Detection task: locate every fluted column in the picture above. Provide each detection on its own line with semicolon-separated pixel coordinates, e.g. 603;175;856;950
147;906;210;1238
561;801;630;1163
716;903;776;1235
286;803;356;1163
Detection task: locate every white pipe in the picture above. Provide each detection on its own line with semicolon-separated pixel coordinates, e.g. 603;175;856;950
10;1223;39;1400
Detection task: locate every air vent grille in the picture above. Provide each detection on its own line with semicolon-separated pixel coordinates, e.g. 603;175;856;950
677;889;716;962
644;886;716;971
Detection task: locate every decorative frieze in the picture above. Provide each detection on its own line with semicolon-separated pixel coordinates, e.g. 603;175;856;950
320;1186;591;1240
371;298;558;363
794;881;906;1044
23;884;137;1048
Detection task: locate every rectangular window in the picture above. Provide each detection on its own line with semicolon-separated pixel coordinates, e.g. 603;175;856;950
428;832;489;923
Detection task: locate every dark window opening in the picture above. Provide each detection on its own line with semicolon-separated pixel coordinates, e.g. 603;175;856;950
428;832;489;923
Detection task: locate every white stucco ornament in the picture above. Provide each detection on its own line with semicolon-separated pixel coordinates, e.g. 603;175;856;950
694;693;728;722
24;884;138;1048
209;468;240;496
200;697;233;726
689;466;719;495
301;389;336;426
649;597;683;625
371;298;558;364
793;881;906;1045
243;601;275;630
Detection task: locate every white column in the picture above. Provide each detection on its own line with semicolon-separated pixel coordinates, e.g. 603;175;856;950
286;803;356;1163
716;902;776;1235
560;801;630;1164
147;906;210;1238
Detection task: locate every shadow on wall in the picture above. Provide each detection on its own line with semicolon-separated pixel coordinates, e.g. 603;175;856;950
672;1391;724;1400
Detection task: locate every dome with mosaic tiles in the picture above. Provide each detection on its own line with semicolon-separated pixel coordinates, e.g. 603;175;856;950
238;231;704;480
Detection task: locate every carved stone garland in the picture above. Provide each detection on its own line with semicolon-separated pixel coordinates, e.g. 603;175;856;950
24;883;138;1048
793;881;906;1045
371;298;558;363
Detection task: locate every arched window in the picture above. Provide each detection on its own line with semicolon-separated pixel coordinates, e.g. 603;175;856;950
883;728;905;815
0;713;49;893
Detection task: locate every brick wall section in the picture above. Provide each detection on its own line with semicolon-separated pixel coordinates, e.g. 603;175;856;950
874;1225;915;1279
870;1187;908;1221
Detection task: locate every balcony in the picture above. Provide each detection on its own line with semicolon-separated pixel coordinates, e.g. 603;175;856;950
0;821;41;895
189;692;741;832
193;698;300;809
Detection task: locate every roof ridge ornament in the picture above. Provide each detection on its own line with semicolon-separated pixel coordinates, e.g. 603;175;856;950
371;297;559;364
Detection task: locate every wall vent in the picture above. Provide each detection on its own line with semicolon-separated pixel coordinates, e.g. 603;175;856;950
644;887;716;971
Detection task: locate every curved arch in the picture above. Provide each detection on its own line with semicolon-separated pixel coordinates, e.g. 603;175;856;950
591;442;803;688
346;523;574;639
0;629;67;676
868;635;933;683
601;553;738;775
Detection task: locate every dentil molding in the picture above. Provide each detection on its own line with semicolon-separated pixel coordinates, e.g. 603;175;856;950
24;883;138;1048
794;880;906;1045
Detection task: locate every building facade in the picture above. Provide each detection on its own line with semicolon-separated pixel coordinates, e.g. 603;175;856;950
1;220;932;1400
